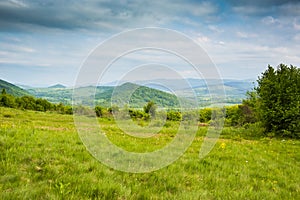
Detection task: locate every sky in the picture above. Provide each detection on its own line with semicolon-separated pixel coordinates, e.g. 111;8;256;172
0;0;300;87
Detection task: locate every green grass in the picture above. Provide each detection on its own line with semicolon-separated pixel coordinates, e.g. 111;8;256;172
0;107;299;199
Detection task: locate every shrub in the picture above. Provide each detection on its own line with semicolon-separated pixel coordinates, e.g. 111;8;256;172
166;110;182;121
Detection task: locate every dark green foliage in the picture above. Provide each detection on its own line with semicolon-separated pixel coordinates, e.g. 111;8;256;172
237;104;256;124
95;106;104;117
1;88;6;95
0;92;16;108
107;82;181;108
56;103;73;114
225;105;240;126
35;98;52;111
0;80;72;114
199;108;212;123
143;101;157;118
255;64;300;138
16;96;36;110
224;104;256;127
0;93;72;115
128;109;150;120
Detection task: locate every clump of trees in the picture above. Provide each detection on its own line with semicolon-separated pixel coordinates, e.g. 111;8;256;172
254;64;299;138
187;64;299;138
0;89;72;114
166;110;182;121
223;64;299;138
126;101;158;121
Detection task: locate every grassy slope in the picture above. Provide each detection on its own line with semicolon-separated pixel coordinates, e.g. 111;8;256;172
0;79;31;97
0;107;299;199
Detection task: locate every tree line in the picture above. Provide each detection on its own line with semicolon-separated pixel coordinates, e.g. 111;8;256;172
0;89;73;114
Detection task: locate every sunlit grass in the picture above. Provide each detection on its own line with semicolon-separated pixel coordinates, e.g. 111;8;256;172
0;107;299;199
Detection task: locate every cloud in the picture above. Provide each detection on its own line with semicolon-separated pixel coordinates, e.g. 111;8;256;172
208;25;223;33
236;31;257;39
293;34;300;41
232;6;268;16
187;1;218;17
0;0;219;33
278;2;300;16
218;41;225;45
0;0;300;86
261;16;280;25
0;42;35;53
196;36;211;44
293;19;300;30
227;0;299;7
0;0;28;8
230;0;300;17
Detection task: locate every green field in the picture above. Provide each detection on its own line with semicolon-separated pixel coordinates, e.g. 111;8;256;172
0;107;299;199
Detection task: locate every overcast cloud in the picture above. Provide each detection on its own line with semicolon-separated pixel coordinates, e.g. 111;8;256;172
0;0;299;86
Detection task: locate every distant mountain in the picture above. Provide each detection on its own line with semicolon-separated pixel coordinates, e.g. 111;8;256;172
135;78;254;91
0;79;32;97
27;79;255;107
48;84;66;89
134;78;256;104
28;82;188;108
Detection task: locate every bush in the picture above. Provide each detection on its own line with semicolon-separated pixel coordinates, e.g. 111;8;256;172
95;106;104;117
199;108;212;123
225;105;239;126
128;109;149;120
0;94;16;108
166;110;182;121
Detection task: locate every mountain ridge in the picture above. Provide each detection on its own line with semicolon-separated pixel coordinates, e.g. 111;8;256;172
48;84;66;89
2;78;255;107
0;79;32;97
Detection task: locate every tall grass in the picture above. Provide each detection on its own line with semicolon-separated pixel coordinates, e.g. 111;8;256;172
0;107;299;199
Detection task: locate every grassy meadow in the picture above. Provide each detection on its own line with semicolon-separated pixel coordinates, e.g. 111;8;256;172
0;106;299;199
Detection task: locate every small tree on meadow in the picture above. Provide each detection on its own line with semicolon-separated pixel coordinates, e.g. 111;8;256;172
143;101;157;118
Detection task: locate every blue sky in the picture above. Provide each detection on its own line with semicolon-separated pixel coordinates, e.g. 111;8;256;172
0;0;299;86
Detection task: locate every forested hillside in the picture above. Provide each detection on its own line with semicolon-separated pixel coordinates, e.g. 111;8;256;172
0;79;32;97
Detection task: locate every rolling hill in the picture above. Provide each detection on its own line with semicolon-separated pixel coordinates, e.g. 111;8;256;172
98;82;182;108
0;79;32;97
27;78;255;107
29;82;184;108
